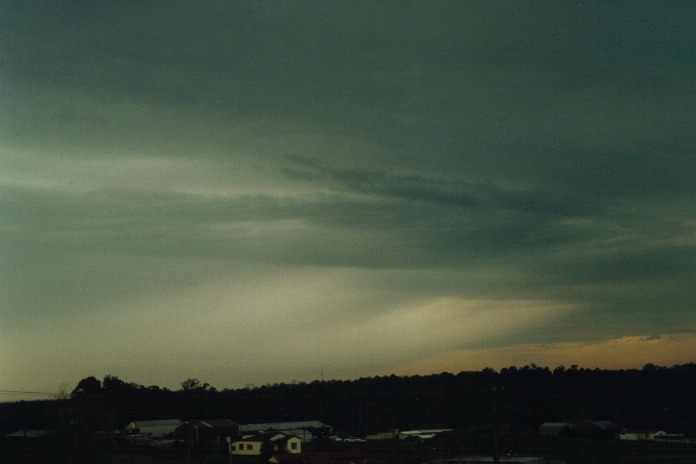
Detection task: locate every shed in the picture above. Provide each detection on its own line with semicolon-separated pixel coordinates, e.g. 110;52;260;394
125;419;181;438
175;419;239;445
538;422;574;437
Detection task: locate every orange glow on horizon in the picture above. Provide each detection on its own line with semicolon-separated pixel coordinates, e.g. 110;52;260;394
382;332;696;376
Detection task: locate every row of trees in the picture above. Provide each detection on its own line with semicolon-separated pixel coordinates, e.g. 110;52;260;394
4;363;696;439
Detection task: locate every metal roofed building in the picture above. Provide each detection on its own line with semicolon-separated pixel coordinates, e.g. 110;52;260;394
5;430;50;440
175;419;239;445
538;422;574;437
239;420;331;442
125;419;182;438
398;429;454;441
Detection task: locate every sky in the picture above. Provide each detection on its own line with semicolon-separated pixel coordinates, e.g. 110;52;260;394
2;1;696;402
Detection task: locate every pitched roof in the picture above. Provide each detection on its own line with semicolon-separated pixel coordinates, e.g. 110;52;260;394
240;420;328;432
591;420;616;430
182;419;238;429
539;422;574;429
5;430;50;438
233;431;299;443
127;419;181;428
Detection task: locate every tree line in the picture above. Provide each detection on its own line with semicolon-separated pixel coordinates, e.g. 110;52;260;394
3;363;696;438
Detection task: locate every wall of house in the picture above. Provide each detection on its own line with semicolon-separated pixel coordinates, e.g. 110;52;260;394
230;441;260;455
285;437;302;453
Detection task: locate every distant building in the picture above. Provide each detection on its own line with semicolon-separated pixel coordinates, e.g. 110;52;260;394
540;420;616;439
538;422;574;437
125;419;181;438
230;431;302;456
591;420;616;431
240;420;330;443
398;429;454;442
619;430;689;442
366;431;398;440
4;430;50;441
652;431;691;443
619;430;664;441
175;419;239;445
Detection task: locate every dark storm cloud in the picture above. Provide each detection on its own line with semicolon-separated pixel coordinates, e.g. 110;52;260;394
6;1;690;112
1;173;594;275
284;154;594;216
3;1;696;394
6;1;696;189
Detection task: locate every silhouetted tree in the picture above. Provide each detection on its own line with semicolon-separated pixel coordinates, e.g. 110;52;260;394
71;376;102;398
181;378;216;392
5;362;696;459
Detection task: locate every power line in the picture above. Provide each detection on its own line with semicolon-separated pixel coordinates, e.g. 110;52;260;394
0;389;61;396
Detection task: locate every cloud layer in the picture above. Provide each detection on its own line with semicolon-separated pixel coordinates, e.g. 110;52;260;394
2;1;696;398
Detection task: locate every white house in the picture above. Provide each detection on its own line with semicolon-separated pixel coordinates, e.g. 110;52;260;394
229;431;302;456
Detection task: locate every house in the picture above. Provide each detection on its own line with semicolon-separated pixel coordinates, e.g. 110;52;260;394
269;450;368;464
651;431;691;443
230;431;302;456
542;420;615;438
398;429;454;442
175;419;239;445
240;420;331;443
619;430;664;441
125;419;181;438
538;422;574;437
366;431;398;440
591;420;616;431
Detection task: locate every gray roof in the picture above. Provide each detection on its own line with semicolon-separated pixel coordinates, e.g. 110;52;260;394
234;431;300;443
127;419;181;428
240;420;328;432
182;419;238;429
5;430;49;438
399;429;453;435
539;422;573;428
592;420;616;429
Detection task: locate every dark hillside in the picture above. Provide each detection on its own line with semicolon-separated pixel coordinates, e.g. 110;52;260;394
3;364;696;437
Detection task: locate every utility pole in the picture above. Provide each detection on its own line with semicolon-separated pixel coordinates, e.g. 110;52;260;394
492;387;501;464
187;423;195;464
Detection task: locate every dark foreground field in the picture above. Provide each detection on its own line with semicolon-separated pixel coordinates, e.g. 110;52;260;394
3;437;696;464
519;437;696;464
